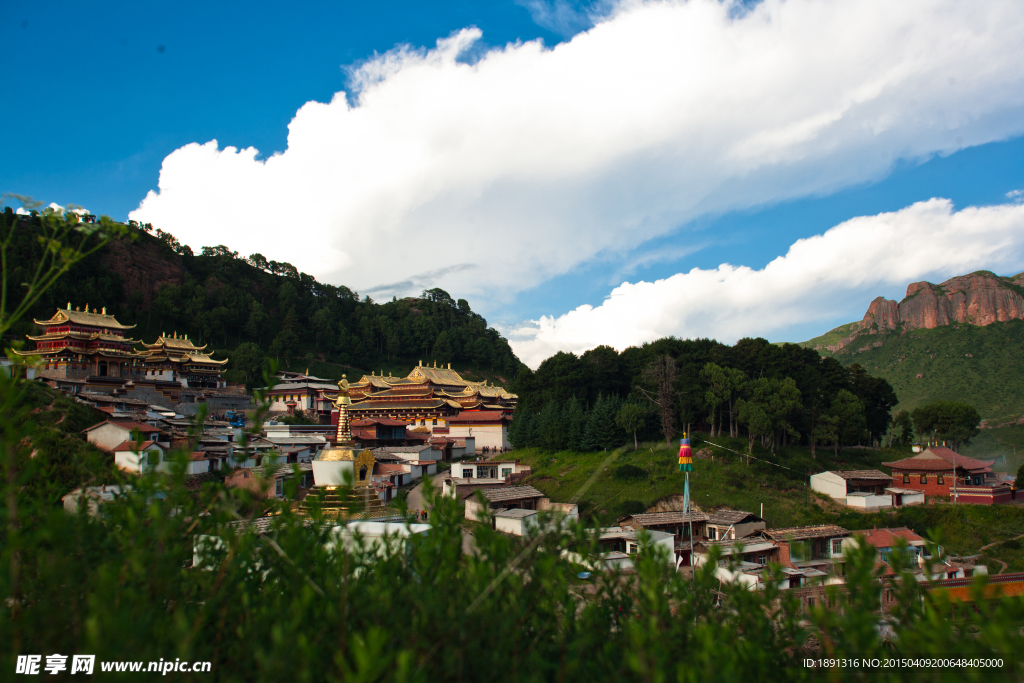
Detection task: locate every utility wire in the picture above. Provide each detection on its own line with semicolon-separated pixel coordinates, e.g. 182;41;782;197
700;438;807;475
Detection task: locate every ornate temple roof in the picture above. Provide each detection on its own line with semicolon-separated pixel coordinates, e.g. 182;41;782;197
33;305;135;330
27;330;135;343
141;333;208;351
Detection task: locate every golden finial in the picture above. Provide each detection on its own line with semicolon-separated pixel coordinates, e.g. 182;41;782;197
75;305;80;311
101;306;106;315
305;367;309;376
66;302;71;310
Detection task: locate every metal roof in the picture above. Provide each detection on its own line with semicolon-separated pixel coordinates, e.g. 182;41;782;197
481;486;544;503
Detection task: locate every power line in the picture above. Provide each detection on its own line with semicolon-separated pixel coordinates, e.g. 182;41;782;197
700;438;807;475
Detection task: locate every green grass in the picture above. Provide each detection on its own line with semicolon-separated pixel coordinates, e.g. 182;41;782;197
796;320;860;352
512;433;1024;571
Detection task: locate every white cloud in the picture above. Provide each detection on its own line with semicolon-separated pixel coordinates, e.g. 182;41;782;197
131;0;1024;308
1008;189;1024;199
507;198;1024;367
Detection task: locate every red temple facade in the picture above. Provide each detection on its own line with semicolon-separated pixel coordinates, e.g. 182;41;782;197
16;304;145;379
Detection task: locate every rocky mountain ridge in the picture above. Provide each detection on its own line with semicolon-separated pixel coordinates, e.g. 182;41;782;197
819;271;1024;355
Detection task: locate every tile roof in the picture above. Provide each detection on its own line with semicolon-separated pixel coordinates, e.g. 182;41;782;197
883;448;995;472
350;417;408;427
627;511;709;525
708;509;761;525
85;419;164;434
763;525;851;541
829;470;892;480
112;440;161;452
481;485;545;502
35;307;135;329
852;527;925;548
447;411;510;424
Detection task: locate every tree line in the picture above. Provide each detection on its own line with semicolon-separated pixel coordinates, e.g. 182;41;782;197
510;337;900;456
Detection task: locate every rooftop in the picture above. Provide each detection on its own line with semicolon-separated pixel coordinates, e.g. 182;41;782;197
762;525;851;541
883;447;995;473
626;511;709;526
481;485;545;503
708;509;762;525
494;508;538;519
828;469;892;480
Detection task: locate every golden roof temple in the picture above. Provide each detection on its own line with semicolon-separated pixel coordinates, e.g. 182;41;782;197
296;375;394;520
328;360;517;423
15;303;145;379
140;333;229;388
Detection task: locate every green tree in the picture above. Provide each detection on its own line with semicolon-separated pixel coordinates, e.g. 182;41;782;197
911;401;982;452
637;355;677;445
615;402;647;450
700;362;729;438
888;409;913;448
831;389;866;455
564;396;587;452
244;300;268;344
233;342;265;385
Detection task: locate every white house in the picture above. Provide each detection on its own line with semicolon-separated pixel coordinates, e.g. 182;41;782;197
454;460;530;481
810;470;893;508
113;440;171;474
447;411;511;450
84;419;167;452
563;527;676;571
494;508;540;536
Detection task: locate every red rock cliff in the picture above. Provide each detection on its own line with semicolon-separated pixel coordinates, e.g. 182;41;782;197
898;273;1024;330
99;238;185;309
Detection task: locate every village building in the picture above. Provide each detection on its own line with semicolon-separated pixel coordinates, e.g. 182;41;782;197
84;419;168;452
447;411;512;451
761;525;851;579
113;439;170;474
454;459;530;481
882;447;1014;504
16;304;146;379
262;371;340;414
464;485;547;521
138;333;229;388
619;510;710;567
844;527;973;581
441;477;511;501
706;509;766;541
810;470;897;508
350;418;409;447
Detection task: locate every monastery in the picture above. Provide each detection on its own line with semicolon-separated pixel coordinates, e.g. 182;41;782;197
344;360;516;426
16;305;229;389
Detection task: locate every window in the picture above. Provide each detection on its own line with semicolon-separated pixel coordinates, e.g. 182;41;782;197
903;474;911;484
501;468;512;478
920;474;928;485
462;469;473;478
757;555;767;566
275;479;284;497
432;419;437;425
709;528;717;540
832;539;843;556
146;451;160;466
937;475;944;485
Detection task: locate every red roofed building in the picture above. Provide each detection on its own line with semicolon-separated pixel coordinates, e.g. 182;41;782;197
882;448;1014;504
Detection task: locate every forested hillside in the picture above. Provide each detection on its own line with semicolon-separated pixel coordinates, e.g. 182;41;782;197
510;337;899;453
1;207;525;383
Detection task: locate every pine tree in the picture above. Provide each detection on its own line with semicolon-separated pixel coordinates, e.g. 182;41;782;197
565;396;586;452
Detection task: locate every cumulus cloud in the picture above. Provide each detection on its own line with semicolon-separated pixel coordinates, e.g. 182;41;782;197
131;0;1024;308
507;198;1024;367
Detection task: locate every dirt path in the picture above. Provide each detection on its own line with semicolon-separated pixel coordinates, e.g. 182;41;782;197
977;533;1024;575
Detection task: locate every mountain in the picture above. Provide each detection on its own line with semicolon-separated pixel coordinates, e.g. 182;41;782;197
800;271;1024;420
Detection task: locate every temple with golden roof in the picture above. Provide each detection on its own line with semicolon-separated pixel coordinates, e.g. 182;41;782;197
338;360;517;426
139;333;229;388
15;303;145;379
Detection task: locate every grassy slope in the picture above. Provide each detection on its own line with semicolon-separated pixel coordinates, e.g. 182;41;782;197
510;434;1024;571
796;321;859;352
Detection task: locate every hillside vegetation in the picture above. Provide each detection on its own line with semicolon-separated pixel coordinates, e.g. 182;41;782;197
2;208;525;385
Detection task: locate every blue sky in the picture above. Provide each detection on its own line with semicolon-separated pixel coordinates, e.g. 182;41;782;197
4;1;1024;367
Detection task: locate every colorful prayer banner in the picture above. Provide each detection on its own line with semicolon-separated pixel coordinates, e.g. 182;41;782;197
678;435;693;472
